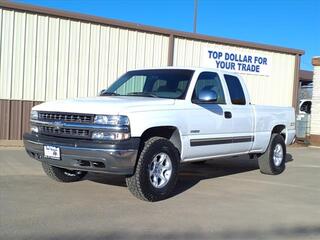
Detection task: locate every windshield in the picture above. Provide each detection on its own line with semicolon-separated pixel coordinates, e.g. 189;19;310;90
104;69;194;99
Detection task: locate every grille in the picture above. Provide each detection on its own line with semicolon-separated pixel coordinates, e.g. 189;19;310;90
41;126;90;138
39;112;94;123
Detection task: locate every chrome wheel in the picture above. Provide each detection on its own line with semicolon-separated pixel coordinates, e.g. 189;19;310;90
149;153;172;188
273;143;283;167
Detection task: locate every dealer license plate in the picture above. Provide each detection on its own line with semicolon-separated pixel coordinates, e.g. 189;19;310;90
44;145;60;160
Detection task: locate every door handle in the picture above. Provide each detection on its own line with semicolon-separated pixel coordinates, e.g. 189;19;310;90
224;111;232;119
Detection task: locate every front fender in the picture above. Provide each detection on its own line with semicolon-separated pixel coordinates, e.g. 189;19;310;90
128;110;187;138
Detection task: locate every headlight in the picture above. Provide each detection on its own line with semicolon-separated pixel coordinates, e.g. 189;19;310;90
31;110;38;120
92;131;130;140
94;115;129;126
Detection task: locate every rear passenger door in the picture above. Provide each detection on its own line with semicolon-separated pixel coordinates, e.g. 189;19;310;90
224;74;254;153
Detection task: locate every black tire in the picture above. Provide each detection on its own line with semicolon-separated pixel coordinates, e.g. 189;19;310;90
42;162;87;182
126;137;180;202
258;133;286;175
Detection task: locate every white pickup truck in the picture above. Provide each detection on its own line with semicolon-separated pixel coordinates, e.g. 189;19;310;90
24;67;296;201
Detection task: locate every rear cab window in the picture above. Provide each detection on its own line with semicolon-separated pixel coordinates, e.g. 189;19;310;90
224;74;246;105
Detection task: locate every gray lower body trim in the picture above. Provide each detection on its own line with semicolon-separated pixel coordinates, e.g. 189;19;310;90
190;136;254;147
23;133;140;175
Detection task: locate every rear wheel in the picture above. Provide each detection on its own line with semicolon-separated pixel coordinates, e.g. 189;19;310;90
258;133;286;175
126;137;180;202
42;162;87;182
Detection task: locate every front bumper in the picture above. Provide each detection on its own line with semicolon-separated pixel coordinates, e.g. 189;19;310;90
23;133;140;175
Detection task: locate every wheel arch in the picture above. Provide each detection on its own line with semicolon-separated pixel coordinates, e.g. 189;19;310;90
271;124;286;142
139;126;182;158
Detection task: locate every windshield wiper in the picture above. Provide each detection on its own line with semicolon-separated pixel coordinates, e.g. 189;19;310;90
126;92;158;98
100;91;120;96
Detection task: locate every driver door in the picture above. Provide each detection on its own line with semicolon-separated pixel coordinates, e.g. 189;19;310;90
183;72;234;160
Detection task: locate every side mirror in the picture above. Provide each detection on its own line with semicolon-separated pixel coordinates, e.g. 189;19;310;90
300;105;307;113
300;102;311;114
99;89;106;96
197;89;218;103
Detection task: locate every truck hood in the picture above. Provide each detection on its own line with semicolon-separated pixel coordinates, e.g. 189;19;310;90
33;96;175;115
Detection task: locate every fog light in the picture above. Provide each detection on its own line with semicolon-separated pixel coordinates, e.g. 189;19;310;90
31;125;39;133
92;131;130;140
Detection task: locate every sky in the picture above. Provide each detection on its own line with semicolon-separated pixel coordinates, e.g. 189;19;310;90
15;0;319;71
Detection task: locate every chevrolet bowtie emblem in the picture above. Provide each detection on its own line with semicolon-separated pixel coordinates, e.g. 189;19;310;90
52;121;64;130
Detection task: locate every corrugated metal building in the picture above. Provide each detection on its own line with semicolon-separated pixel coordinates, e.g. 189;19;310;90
0;2;304;142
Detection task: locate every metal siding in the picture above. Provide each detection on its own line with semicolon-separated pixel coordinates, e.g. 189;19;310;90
0;99;43;140
192;40;201;66
56;18;70;100
107;27;119;88
0;10;14;99
77;22;91;98
87;24;100;96
127;30;137;71
173;38;185;66
161;35;170;66
97;25;110;91
67;20;80;99
153;35;162;66
117;29;129;77
34;15;48;101
9;100;22;139
126;31;138;92
135;32;146;69
45;17;59;101
174;38;295;107
23;13;37;100
184;39;194;66
0;100;10;139
144;33;154;67
11;11;26;100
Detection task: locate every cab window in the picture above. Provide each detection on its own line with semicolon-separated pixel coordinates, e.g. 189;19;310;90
224;74;246;105
192;72;226;104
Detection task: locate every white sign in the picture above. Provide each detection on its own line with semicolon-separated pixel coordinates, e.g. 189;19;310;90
201;48;272;76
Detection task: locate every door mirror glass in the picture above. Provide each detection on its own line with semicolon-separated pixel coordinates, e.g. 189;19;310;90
197;89;218;103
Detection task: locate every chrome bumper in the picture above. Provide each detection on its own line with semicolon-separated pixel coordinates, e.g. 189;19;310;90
23;133;140;175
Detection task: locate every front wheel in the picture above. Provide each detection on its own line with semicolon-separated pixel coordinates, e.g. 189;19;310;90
258;133;286;175
42;162;87;182
126;137;180;202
